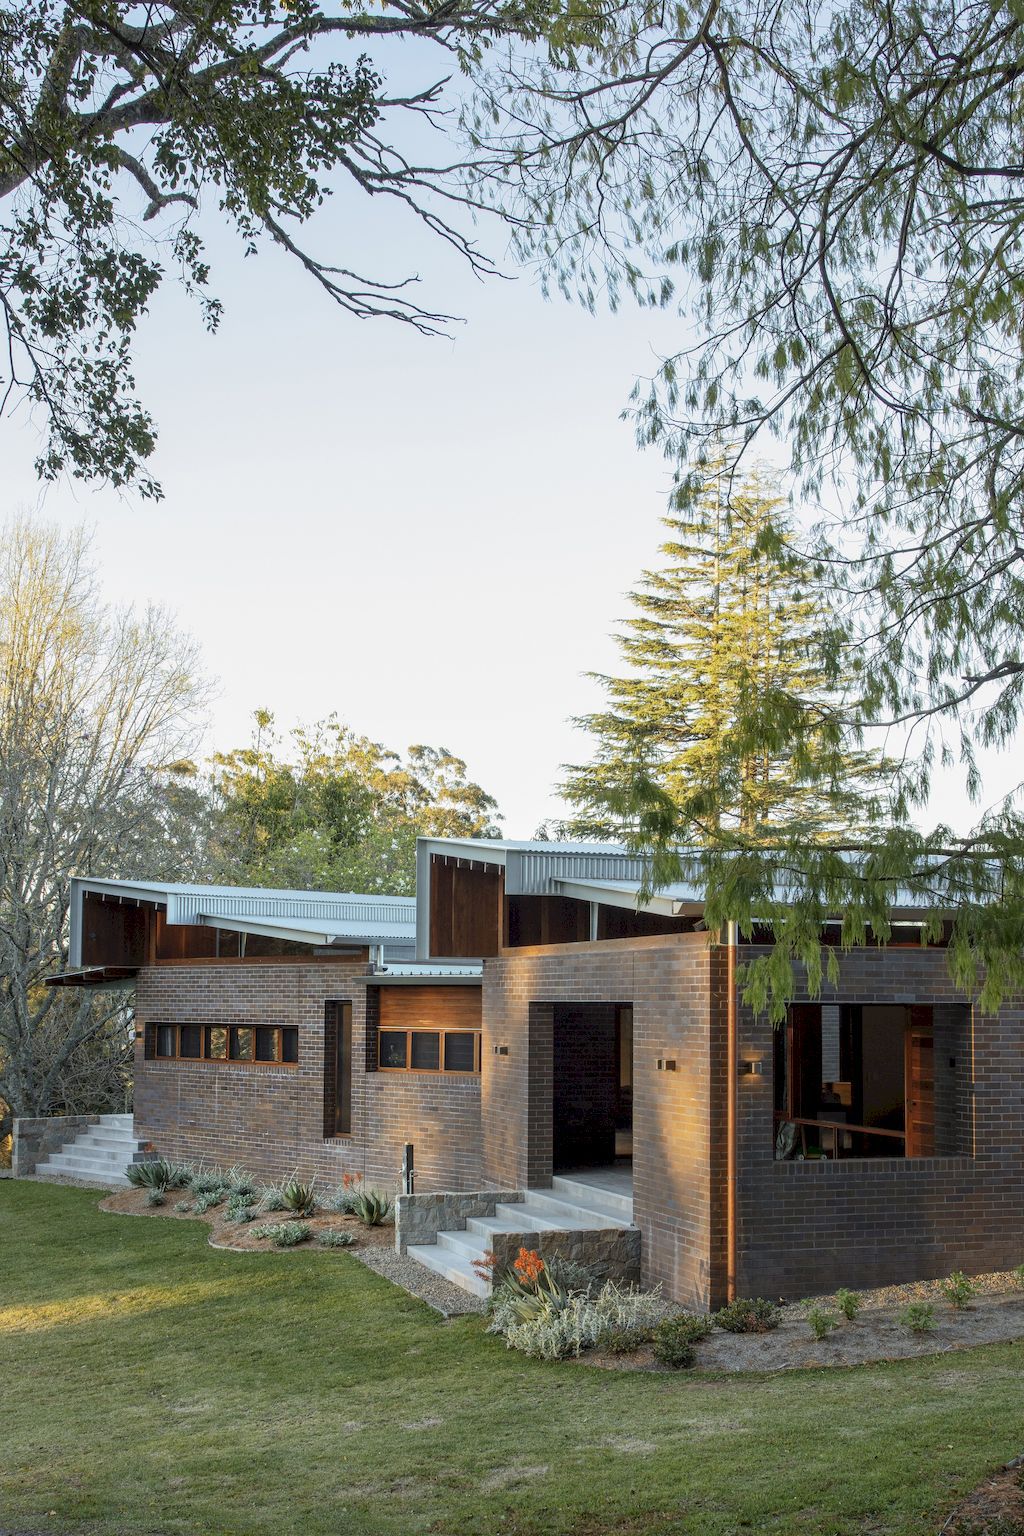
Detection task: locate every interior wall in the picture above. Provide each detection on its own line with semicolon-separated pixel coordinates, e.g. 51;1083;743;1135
552;1002;619;1169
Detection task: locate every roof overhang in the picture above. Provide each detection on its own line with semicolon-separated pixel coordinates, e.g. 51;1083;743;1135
550;877;703;917
45;966;139;989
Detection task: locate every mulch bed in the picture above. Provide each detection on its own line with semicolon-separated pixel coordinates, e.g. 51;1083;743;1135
99;1186;393;1252
940;1455;1024;1534
580;1269;1024;1376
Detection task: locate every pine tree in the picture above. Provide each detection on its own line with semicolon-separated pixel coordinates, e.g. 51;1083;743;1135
560;458;889;844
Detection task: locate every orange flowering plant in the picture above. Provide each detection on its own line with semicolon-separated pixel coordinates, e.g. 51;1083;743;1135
513;1247;545;1286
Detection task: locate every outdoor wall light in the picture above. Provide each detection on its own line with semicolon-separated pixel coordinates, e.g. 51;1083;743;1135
656;1058;677;1072
738;1059;765;1076
493;1044;509;1056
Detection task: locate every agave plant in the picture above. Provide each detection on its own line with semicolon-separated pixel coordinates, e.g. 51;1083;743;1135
280;1177;317;1217
349;1188;394;1227
126;1159;190;1191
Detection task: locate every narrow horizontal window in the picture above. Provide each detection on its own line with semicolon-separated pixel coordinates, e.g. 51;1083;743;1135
148;1022;298;1066
378;1027;481;1075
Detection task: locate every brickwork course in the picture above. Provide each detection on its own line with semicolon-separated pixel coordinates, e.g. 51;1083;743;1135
131;937;1024;1309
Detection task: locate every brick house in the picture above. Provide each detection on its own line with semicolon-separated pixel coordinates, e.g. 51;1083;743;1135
48;841;1024;1308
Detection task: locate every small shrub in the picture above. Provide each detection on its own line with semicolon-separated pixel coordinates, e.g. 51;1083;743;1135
835;1288;862;1321
126;1159;190;1191
496;1281;665;1360
225;1167;258;1199
350;1188;394;1227
145;1189;166;1208
900;1301;936;1334
652;1314;712;1368
803;1303;839;1341
1013;1264;1024;1290
544;1255;602;1295
713;1297;781;1334
280;1177;317;1217
173;1200;192;1213
604;1325;654;1355
189;1168;232;1197
225;1200;256;1224
193;1191;225;1215
259;1188;288;1213
941;1271;976;1311
317;1229;356;1248
251;1222;312;1248
326;1171;365;1214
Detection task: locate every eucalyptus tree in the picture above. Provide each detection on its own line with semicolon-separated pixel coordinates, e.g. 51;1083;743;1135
0;515;209;1132
210;709;501;894
0;0;561;495
468;0;1024;1012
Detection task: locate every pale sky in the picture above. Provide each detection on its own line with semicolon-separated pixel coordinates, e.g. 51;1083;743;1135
4;52;1018;840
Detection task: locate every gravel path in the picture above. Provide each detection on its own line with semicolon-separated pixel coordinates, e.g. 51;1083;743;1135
352;1245;487;1317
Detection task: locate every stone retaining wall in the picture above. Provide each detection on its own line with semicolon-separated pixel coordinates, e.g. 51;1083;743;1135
12;1115;99;1177
395;1189;523;1253
488;1225;642;1289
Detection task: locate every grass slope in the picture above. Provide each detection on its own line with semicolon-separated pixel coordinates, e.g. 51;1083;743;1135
1;1182;1020;1536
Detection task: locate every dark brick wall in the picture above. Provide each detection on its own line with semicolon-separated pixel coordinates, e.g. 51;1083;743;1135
733;946;1024;1301
482;934;718;1309
134;964;483;1192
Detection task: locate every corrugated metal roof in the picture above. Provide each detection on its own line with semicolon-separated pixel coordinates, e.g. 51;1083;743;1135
70;876;416;965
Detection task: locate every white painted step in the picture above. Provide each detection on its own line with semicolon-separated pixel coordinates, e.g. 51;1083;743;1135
551;1174;633;1222
406;1243;490;1298
75;1127;141;1148
30;1114;151;1190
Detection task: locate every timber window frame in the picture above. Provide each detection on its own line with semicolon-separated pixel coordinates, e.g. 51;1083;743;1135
147;1022;298;1066
376;1026;481;1075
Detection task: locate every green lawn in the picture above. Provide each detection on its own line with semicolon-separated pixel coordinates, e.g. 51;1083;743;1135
1;1184;1020;1536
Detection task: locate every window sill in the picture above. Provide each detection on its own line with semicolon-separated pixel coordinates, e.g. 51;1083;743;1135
773;1154;974;1175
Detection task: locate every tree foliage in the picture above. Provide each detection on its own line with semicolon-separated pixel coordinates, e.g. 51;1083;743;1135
1;0;559;494
0;515;210;1128
560;456;891;843
209;708;501;893
468;0;1024;1012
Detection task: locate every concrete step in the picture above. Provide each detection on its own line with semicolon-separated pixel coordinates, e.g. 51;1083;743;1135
524;1188;631;1229
76;1127;142;1148
551;1174;633;1222
493;1200;612;1233
406;1243;490;1298
34;1156;131;1188
96;1113;135;1127
44;1149;133;1173
436;1228;488;1261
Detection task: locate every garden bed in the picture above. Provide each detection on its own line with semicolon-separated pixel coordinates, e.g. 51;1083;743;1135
580;1271;1024;1375
98;1185;394;1252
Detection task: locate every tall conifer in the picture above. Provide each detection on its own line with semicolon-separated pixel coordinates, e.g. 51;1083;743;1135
560;458;888;843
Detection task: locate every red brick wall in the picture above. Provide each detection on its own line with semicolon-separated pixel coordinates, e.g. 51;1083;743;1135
134;964;483;1192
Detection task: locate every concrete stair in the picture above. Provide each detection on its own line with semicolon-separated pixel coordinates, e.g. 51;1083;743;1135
33;1114;152;1188
407;1174;635;1299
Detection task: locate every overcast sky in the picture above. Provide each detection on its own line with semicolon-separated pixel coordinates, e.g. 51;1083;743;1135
4;57;1018;841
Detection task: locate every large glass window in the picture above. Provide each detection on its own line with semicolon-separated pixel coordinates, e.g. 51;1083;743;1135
774;1003;938;1160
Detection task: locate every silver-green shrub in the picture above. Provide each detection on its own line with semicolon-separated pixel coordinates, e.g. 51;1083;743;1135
494;1282;664;1360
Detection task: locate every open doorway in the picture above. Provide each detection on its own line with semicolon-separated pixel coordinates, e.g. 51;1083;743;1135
552;1002;633;1171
